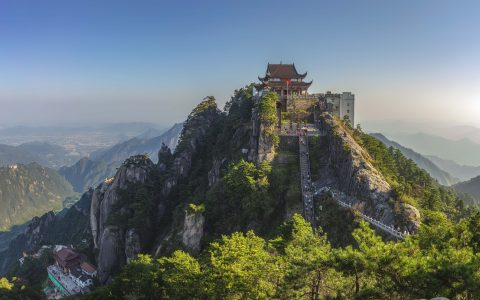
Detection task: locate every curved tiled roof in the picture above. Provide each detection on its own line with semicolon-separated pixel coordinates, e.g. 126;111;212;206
55;248;80;267
262;63;307;80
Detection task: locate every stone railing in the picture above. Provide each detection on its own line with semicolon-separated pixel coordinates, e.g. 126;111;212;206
316;187;408;239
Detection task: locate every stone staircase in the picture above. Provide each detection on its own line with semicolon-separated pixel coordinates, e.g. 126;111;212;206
299;134;315;225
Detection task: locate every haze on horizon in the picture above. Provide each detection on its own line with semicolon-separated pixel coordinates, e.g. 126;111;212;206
1;0;479;130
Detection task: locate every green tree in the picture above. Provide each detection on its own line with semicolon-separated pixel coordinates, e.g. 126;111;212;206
273;214;335;300
158;250;202;299
109;254;159;300
204;231;280;299
218;159;273;225
335;221;387;298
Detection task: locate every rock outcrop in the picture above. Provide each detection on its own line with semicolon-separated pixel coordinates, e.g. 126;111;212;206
90;155;154;284
91;98;222;283
181;211;205;253
96;226;124;284
21;212;56;252
161;97;221;196
248;93;276;163
125;228;141;263
208;158;227;187
321;114;420;231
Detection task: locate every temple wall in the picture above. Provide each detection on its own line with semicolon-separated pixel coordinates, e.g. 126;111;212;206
286;96;318;111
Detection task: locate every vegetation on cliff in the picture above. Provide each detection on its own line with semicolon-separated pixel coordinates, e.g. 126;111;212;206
81;212;480;300
205;159;274;236
6;86;480;299
350;123;465;218
175;96;220;155
81;92;480;299
258;92;279;148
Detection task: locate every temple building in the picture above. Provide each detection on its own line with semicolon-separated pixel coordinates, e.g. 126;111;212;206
256;63;312;113
255;62;355;126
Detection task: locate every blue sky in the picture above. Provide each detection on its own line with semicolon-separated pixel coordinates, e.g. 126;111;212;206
1;0;479;127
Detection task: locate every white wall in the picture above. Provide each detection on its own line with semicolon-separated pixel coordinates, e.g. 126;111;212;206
340;92;355;126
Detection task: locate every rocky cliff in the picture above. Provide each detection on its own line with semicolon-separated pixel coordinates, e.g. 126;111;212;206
181;210;205;253
248;92;277;164
90;98;225;283
320;114;420;232
90;155;154;283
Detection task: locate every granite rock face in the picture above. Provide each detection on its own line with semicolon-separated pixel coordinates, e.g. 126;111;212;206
125;228;142;263
208;158;228;187
248;93;276;164
161;97;221;196
322;114;420;231
181;211;205;253
90;155;154;284
21;212;56;251
91;99;223;283
96;226;124;284
399;203;421;232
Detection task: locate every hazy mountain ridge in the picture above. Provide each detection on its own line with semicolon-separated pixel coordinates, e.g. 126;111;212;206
0;122;164;137
90;122;183;164
385;132;480;166
0;163;76;231
58;123;183;193
426;155;480;182
453;176;480;200
371;133;459;186
362;121;480;144
0;141;81;169
58;158;118;193
0;122;168;159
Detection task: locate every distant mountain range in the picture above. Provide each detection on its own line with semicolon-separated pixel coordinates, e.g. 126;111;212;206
384;132;480;167
90;122;182;164
362;121;480;144
371;133;459;186
0;122;168;158
0;122;165;137
58;158;118;193
60;123;183;192
0;163;76;231
453;176;480;201
0;141;81;169
136;127;167;139
425;155;480;182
